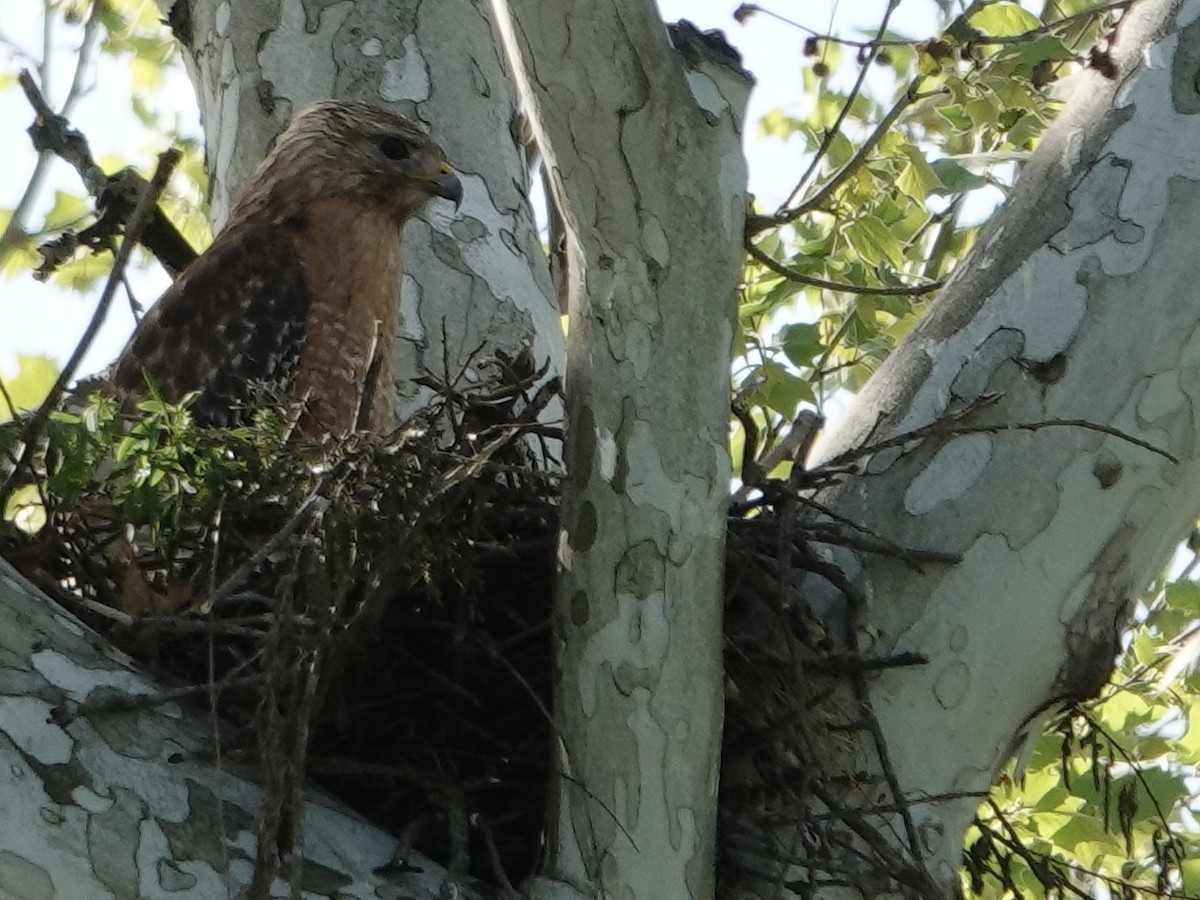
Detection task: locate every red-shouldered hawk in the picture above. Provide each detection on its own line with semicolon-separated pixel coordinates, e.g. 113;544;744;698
111;100;462;434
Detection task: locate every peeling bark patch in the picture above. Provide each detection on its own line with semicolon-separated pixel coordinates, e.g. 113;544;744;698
380;35;431;102
296;859;355;894
449;215;487;243
0;851;53;900
88;791;142;899
933;661;970;709
641;218;669;268
30;649;155;704
157;780;239;868
1172;11;1200;114
570;590;589;627
155;859;198;892
1092;449;1123;488
0;698;72;765
920;818;946;856
950;328;1024;403
300;0;345;33
1137;369;1185;427
1050;156;1144;252
615;541;666;599
904;434;993;515
573;501;598;552
37;809;63;827
597;428;618;483
19;756;86;807
72;786;115;814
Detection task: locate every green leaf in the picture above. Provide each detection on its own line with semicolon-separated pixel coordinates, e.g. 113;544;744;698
895;146;943;202
42;190;89;230
1095;690;1155;732
1048;812;1120;852
968;2;1041;38
1165;579;1200;613
758;109;805;140
781;322;824;368
843;215;903;269
754;361;815;417
1182;855;1200;894
3;484;46;534
930;159;989;194
0;354;59;420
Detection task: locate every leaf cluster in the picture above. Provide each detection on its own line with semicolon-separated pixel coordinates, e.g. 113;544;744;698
735;0;1120;481
964;566;1200;899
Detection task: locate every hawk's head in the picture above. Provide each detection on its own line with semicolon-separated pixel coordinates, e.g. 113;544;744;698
232;99;463;226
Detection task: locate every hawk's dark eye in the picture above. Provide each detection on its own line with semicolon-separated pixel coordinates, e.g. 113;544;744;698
378;135;412;160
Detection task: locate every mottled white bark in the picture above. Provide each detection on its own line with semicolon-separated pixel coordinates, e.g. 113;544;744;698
162;0;564;425
725;0;1200;895
492;3;749;898
0;559;458;899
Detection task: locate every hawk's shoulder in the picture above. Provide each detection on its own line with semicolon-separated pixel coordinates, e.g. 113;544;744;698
113;221;312;426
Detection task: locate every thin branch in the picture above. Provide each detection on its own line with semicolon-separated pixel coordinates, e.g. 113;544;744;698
0;146;182;511
207;486;329;607
0;2;104;266
736;1;1131;50
744;241;943;297
772;0;903;219
735;5;912;48
60;0;105;120
798;547;929;872
15;69;197;275
751;75;932;235
817;405;1179;473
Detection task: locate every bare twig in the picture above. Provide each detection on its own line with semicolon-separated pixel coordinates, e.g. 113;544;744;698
15;69;197;275
773;0;904;220
750;74;932;235
0;146;182;511
798;547;929;873
0;4;103;266
744;241;943;297
207;486;329;607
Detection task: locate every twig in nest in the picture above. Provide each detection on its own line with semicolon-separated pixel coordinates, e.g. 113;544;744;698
797;544;929;875
792;491;959;573
205;486;329;608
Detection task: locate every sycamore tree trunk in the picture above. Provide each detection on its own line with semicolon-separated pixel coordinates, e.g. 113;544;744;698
492;5;749;899
3;0;1199;898
722;0;1200;896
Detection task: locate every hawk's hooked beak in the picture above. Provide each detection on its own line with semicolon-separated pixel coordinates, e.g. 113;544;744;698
429;163;463;208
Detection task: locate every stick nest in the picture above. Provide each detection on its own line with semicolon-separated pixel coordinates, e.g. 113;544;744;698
1;361;919;894
2;362;561;889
